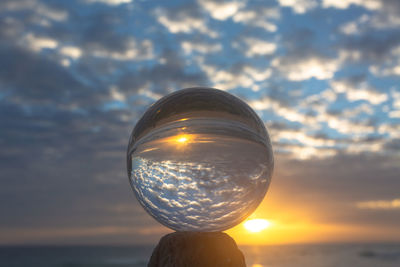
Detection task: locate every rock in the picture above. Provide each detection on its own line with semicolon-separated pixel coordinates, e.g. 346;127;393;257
148;231;246;267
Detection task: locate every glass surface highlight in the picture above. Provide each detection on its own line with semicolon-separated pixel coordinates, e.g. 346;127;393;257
127;87;274;231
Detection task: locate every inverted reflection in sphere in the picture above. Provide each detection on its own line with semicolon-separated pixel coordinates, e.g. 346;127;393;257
127;88;274;231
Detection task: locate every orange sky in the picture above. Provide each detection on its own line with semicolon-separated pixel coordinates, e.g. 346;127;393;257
225;162;400;245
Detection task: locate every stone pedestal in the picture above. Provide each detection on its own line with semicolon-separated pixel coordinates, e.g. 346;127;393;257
148;231;246;267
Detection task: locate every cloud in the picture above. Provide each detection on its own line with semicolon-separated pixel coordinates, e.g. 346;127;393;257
198;0;243;20
85;0;133;5
21;9;155;62
68;11;155;61
0;98;140;238
91;38;154;61
198;59;272;91
388;91;400;118
339;12;400;36
317;109;376;138
0;0;36;11
272;28;346;82
35;2;69;22
378;123;400;139
322;0;382;10
254;108;346;156
357;198;400;210
340;34;400;65
330;77;388;105
0;45;97;105
391;90;400;109
250;96;316;125
22;33;58;52
243;37;277;57
337;0;400;36
249;87;392;158
368;12;400;29
154;5;217;37
339;14;370;35
275;129;336;147
181;40;222;54
277;0;318;14
341;103;374;117
369;45;400;77
242;66;272;82
272;55;341;81
0;0;68;22
109;86;126;102
0;16;24;41
233;7;280;32
384;138;400;152
389;110;400;118
370;65;400;77
59;46;82;59
118;49;207;94
340;21;359;35
200;64;255;90
285;145;338;160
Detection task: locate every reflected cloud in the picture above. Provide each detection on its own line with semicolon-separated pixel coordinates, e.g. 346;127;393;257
130;131;271;231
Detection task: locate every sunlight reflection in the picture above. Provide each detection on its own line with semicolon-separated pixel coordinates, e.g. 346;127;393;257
166;134;194;146
177;136;188;143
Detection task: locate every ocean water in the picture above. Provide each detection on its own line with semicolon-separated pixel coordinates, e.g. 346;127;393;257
1;244;400;267
241;244;400;267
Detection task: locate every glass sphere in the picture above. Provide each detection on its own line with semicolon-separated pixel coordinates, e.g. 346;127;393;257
127;87;274;231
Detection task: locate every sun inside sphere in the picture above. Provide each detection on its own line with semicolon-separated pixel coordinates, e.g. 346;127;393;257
127;88;274;232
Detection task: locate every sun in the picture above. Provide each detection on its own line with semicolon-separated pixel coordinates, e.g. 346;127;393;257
244;219;271;233
177;136;188;143
168;134;192;145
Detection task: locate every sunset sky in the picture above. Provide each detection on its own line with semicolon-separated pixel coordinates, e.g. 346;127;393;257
0;0;399;245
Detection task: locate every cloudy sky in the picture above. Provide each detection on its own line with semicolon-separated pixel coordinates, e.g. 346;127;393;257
0;0;399;245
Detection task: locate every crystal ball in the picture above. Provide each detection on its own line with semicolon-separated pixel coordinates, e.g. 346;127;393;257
127;87;274;231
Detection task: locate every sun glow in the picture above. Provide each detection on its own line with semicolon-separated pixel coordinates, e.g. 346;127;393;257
167;134;193;145
244;219;271;233
177;136;188;143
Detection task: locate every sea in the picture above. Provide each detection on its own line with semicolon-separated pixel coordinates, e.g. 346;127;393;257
1;243;400;267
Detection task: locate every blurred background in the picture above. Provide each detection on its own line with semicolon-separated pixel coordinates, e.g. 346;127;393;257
0;0;399;266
